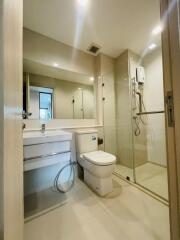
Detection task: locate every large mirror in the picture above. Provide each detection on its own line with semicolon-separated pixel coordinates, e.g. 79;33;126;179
23;60;96;120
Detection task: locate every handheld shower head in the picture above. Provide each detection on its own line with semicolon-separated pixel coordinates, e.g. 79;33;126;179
136;92;142;114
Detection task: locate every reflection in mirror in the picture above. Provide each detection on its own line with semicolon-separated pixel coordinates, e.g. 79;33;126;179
23;61;95;120
30;86;53;120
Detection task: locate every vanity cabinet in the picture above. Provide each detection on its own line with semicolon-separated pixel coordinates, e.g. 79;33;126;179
23;131;72;172
23;130;74;197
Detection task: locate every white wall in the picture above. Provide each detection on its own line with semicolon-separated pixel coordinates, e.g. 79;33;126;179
115;50;134;168
100;54;117;156
143;47;167;166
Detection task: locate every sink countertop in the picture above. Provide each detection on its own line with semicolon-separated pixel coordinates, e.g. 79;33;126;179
23;130;72;145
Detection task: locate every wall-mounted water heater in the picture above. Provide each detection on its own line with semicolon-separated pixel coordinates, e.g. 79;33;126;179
136;66;145;84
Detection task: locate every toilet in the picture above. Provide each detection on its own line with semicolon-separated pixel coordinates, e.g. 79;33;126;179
75;130;116;196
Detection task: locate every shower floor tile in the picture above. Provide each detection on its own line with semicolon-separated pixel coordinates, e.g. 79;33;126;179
114;163;168;200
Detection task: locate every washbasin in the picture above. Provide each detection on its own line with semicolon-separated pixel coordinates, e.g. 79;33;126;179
23;130;72;145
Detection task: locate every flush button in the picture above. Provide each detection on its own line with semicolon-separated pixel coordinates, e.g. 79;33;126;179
92;136;96;141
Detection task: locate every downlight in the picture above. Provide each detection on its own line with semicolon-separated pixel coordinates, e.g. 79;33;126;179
152;25;162;35
148;43;157;50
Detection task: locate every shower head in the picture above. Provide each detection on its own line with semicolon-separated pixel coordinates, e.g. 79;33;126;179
136;92;142;114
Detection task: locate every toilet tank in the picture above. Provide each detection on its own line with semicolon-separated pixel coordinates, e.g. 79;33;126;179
75;130;98;154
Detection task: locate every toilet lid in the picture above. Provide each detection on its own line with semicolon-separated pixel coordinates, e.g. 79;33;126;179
82;151;116;166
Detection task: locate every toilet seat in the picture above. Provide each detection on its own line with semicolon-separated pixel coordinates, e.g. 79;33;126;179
81;150;116;166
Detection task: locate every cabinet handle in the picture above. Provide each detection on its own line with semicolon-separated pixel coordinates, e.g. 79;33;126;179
24;151;71;161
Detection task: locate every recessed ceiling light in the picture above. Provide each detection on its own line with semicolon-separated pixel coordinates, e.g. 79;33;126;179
148;43;157;50
53;63;59;68
89;77;94;81
78;88;82;90
152;25;162;35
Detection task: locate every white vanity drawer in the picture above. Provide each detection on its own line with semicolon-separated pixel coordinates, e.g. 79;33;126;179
24;141;71;159
24;152;71;172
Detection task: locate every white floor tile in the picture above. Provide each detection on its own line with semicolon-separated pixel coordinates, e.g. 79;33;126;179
24;176;170;240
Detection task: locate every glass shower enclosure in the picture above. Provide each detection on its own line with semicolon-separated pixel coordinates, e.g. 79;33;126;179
104;47;168;201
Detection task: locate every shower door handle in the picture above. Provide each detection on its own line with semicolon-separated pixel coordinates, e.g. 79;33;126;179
136;111;165;115
166;91;175;127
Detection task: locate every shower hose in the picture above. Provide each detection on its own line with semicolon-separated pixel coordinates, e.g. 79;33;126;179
54;157;77;193
133;87;147;136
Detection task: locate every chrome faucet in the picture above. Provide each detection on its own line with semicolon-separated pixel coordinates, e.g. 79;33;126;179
41;124;46;133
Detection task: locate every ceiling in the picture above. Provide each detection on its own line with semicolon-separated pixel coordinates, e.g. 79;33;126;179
23;0;161;58
23;59;93;85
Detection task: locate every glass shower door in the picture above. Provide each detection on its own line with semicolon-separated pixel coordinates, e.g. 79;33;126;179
132;46;168;200
133;112;168;200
